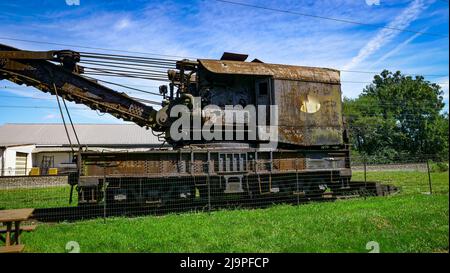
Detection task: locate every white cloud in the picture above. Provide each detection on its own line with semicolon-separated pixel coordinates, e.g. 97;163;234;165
343;0;430;70
370;29;426;68
114;18;131;31
436;76;449;99
436;76;449;113
42;114;57;120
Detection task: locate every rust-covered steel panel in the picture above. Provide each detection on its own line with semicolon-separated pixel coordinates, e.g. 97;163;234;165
273;158;305;171
199;59;340;83
198;59;344;147
274;79;343;146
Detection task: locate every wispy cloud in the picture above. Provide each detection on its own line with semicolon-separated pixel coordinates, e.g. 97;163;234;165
42;114;57;120
114;18;132;31
343;0;431;70
369;28;427;68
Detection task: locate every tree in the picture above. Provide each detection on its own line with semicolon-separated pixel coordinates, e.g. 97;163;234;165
343;70;448;162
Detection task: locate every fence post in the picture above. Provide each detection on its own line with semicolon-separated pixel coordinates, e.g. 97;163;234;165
426;159;432;195
103;164;107;222
363;156;367;184
296;158;299;205
207;163;211;212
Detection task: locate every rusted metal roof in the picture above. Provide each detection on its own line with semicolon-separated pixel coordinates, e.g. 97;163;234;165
198;59;340;84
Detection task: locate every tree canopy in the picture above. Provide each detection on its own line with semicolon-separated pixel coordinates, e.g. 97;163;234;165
343;70;448;162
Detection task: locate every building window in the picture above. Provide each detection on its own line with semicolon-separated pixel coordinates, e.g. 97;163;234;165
259;82;268;96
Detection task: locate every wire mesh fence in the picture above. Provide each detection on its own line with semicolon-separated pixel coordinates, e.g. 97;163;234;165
351;154;448;195
0;154;448;222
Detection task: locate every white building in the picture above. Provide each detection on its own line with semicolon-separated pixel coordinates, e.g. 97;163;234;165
0;123;164;176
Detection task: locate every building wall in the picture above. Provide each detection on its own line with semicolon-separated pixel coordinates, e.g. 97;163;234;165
1;145;160;176
33;151;76;169
1;145;35;176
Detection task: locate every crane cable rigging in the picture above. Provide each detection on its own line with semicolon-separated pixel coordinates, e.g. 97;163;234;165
52;83;83;153
73;51;177;99
49;51;178;151
52;82;84;205
77;51;176;83
52;83;74;152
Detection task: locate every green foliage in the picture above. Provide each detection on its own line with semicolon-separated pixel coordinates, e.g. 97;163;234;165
343;70;449;161
430;162;449;173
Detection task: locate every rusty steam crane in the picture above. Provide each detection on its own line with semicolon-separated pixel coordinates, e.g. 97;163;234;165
1;43;360;210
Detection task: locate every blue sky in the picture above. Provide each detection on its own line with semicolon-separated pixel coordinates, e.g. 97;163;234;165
0;0;448;125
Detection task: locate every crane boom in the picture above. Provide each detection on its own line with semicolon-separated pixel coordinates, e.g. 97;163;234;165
0;43;165;131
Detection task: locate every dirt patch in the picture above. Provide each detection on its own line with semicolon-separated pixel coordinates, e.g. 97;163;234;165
370;216;391;229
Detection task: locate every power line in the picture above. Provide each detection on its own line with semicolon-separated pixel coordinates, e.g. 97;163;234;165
340;69;448;78
0;94;53;100
7;94;437;109
341;80;448;85
0;87;163;101
1;36;447;78
0;94;162;106
0;105;443;120
0;105;89;110
0;36;196;59
213;0;449;38
0;97;444;110
1;94;443;110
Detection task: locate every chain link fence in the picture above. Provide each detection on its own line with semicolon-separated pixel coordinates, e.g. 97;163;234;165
351;154;448;195
0;154;448;222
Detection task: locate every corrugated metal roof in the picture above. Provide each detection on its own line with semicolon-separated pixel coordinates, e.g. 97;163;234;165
198;59;340;83
0;143;34;148
0;123;163;146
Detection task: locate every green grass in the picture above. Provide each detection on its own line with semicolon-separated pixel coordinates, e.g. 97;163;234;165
352;171;449;195
0;186;77;209
22;194;448;253
1;171;447;252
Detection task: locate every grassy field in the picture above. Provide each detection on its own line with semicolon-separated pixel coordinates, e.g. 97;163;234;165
352;170;449;195
22;194;448;253
0;185;77;209
0;170;448;252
